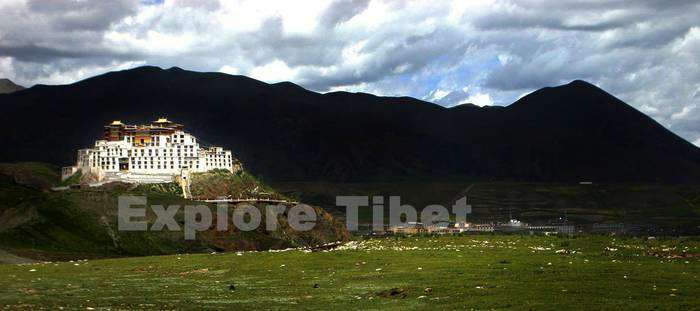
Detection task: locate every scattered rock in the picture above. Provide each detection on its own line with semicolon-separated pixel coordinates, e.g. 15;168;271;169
313;283;320;288
23;288;38;295
377;287;407;299
229;283;235;291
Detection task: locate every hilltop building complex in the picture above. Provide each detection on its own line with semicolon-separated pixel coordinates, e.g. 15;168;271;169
62;118;238;184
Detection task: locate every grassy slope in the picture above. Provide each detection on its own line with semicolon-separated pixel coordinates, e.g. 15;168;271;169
0;162;60;190
0;235;697;310
189;169;286;200
0;163;347;261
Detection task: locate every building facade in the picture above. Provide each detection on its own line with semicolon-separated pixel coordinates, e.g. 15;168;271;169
62;118;236;182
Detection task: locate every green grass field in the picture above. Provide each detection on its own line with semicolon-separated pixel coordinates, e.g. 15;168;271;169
0;235;697;310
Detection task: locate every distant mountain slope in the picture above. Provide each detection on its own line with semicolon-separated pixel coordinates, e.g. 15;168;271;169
1;66;699;182
0;79;24;94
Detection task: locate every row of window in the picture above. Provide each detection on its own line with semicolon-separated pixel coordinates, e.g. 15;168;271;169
96;157;231;166
96;156;231;163
94;153;230;160
97;161;231;170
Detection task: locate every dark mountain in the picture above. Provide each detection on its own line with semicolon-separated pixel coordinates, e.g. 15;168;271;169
1;66;699;182
0;78;24;94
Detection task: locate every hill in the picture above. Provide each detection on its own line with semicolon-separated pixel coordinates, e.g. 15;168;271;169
0;163;347;262
0;78;24;94
1;66;699;182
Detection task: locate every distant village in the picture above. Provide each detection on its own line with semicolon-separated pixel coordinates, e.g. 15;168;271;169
373;220;666;236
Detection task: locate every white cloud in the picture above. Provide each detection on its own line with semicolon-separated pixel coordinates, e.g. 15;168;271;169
671;105;695;120
249;59;298;83
464;93;494;107
640;104;660;114
218;65;239;75
0;57;17;81
427;89;450;101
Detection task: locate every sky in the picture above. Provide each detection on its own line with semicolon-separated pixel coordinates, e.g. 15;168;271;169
1;0;699;145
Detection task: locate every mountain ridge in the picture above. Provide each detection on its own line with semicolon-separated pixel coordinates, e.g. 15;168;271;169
0;78;24;94
1;66;698;182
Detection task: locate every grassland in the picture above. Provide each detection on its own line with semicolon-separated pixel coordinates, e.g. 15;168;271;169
1;163;698;309
0;234;697;310
273;181;700;228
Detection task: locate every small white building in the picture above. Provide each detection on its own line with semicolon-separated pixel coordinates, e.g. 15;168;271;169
62;118;236;183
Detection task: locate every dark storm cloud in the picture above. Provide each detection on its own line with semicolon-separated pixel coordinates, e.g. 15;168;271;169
0;0;141;67
473;11;632;32
0;44;141;63
604;21;696;49
236;17;344;68
472;0;700;33
25;0;138;31
474;1;700;97
299;27;470;91
320;0;370;27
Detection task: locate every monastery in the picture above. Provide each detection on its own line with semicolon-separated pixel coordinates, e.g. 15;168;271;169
62;118;237;183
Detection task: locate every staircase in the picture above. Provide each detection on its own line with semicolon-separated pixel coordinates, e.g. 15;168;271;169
180;177;192;199
178;169;192;199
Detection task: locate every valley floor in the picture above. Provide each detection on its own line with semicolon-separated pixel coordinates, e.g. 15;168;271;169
0;234;698;310
273;181;700;229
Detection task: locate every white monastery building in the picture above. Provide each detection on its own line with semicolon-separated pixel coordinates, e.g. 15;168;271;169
62;118;236;183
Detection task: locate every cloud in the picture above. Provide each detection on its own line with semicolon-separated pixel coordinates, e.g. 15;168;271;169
320;0;370;27
249;59;298;83
25;0;139;31
428;88;469;106
426;88;450;102
671;105;695;120
218;65;239;75
1;0;700;144
466;93;494;107
427;86;495;107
